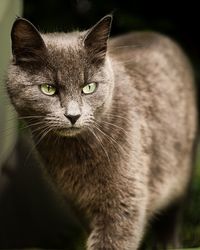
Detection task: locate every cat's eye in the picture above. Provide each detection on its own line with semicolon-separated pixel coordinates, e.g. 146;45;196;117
40;84;57;96
82;82;97;95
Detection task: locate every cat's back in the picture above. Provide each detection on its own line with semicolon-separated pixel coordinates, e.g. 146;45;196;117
109;31;198;214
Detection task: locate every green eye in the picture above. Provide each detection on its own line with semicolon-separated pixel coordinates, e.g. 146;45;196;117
40;84;57;96
82;82;97;95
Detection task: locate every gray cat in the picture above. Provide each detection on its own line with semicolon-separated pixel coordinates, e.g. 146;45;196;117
6;15;198;249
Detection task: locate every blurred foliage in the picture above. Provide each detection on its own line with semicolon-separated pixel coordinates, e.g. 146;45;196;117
0;0;21;166
182;150;200;248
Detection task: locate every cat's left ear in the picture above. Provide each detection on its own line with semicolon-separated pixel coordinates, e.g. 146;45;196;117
83;15;112;64
11;17;47;65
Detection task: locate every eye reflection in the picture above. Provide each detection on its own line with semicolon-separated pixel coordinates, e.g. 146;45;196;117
40;84;57;96
82;82;97;95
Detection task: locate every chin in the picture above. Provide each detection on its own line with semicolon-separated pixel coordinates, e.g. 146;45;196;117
55;127;82;137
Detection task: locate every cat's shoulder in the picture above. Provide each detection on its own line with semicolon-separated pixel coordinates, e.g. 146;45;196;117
109;31;179;52
108;31;190;73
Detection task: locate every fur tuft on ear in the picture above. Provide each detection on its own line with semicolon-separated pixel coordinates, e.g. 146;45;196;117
11;17;47;65
83;15;112;64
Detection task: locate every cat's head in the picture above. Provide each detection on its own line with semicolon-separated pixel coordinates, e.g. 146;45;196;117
7;15;114;137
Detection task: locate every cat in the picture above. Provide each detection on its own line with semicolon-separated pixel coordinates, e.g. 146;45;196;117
6;15;198;249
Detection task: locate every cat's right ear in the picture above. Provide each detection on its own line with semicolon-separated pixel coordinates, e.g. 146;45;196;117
11;17;47;65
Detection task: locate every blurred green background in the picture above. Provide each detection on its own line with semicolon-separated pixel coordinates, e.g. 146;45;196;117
0;0;199;249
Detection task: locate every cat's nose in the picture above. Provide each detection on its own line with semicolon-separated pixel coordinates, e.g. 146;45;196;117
64;114;81;125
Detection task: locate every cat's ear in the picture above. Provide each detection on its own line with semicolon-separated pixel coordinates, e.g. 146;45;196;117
83;15;112;64
11;17;47;65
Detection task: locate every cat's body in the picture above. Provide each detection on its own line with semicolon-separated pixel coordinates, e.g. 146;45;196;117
6;16;197;249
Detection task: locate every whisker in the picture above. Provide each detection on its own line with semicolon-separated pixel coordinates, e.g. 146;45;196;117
96;119;128;135
93;122;128;156
24;126;54;166
21;121;47;130
114;58;138;66
18;115;47;120
31;124;52;135
88;127;111;167
108;44;144;52
45;117;61;122
103;113;132;124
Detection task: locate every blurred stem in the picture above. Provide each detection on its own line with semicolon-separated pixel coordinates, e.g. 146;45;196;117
0;0;23;165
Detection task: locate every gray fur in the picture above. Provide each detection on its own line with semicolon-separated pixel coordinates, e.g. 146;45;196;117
6;16;198;249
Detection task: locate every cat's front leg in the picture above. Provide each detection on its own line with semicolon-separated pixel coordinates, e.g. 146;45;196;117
86;199;146;250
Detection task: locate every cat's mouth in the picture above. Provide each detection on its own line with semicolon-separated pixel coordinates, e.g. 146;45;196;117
55;127;81;137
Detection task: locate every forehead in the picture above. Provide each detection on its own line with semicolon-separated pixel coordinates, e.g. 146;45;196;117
43;32;88;87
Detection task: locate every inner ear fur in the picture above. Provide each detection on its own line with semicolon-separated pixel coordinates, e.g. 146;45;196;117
83;15;112;64
11;17;47;65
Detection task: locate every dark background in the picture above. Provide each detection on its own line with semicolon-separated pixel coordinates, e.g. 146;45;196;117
1;0;200;249
23;0;200;82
